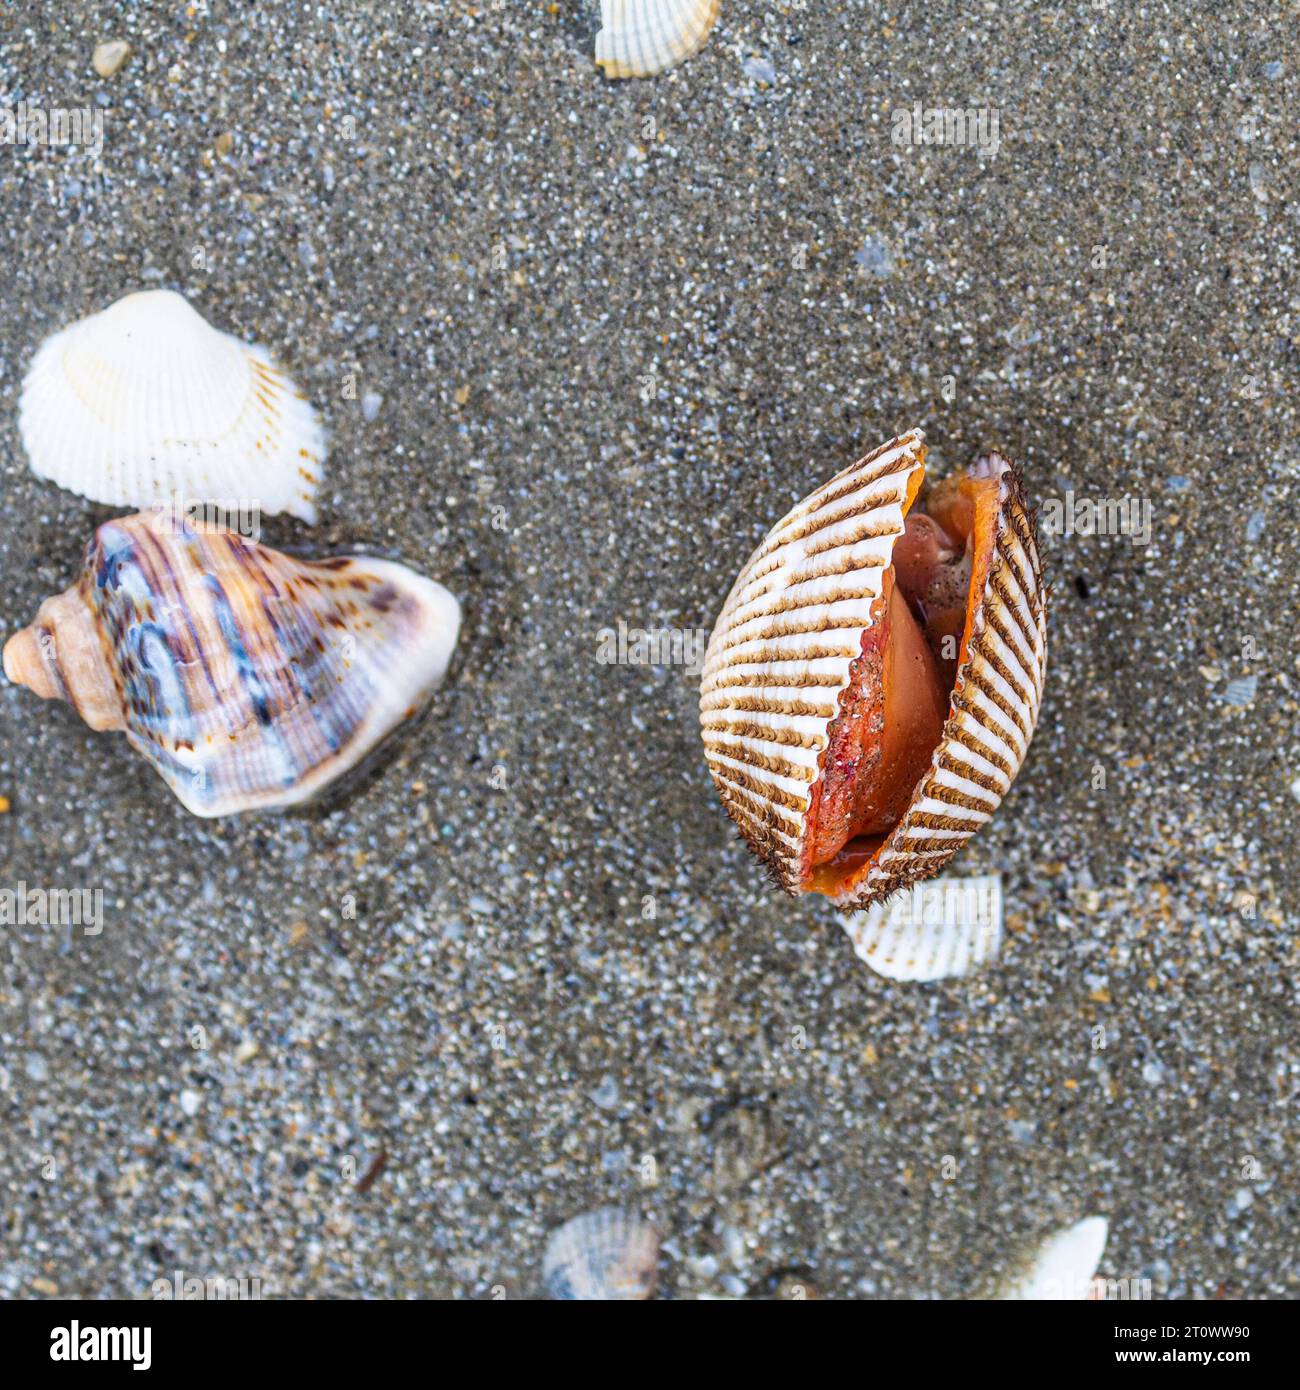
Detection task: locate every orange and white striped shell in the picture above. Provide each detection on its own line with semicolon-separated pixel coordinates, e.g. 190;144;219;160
699;428;1047;911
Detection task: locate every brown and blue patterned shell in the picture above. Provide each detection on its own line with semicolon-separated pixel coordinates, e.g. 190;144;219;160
79;513;456;815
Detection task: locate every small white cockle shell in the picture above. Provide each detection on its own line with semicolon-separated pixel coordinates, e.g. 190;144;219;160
595;0;721;79
19;289;327;523
543;1208;659;1300
996;1216;1109;1300
841;873;1004;981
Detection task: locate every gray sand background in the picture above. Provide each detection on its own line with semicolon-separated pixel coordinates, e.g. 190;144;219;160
0;2;1296;1297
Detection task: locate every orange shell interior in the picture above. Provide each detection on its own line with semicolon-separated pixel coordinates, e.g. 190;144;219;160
803;462;1003;897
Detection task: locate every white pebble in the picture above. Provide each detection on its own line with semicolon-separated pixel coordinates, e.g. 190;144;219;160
93;40;131;78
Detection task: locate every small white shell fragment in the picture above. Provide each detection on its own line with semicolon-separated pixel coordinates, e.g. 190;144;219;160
543;1207;658;1300
742;54;775;85
841;873;1003;981
93;40;131;78
997;1216;1109;1300
19;289;327;523
595;0;721;79
1221;675;1257;706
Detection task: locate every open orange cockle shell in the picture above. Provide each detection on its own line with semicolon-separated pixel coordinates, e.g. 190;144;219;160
699;429;1047;910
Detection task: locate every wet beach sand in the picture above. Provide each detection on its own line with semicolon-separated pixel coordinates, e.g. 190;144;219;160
0;3;1295;1298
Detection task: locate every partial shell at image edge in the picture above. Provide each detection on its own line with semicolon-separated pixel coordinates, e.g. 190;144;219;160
595;0;722;79
995;1216;1110;1300
543;1207;659;1300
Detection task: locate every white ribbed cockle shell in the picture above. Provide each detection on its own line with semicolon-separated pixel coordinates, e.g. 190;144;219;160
595;0;721;79
19;289;327;523
543;1208;659;1300
699;429;1047;911
700;430;926;893
841;873;1004;981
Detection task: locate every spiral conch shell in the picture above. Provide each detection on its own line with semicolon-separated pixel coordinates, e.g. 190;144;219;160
700;429;1047;911
2;513;460;816
595;0;721;79
19;290;326;523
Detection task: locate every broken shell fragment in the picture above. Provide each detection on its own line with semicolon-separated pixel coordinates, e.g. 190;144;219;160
700;429;1047;910
2;513;460;817
543;1207;659;1300
995;1216;1109;1300
595;0;721;79
19;289;326;523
